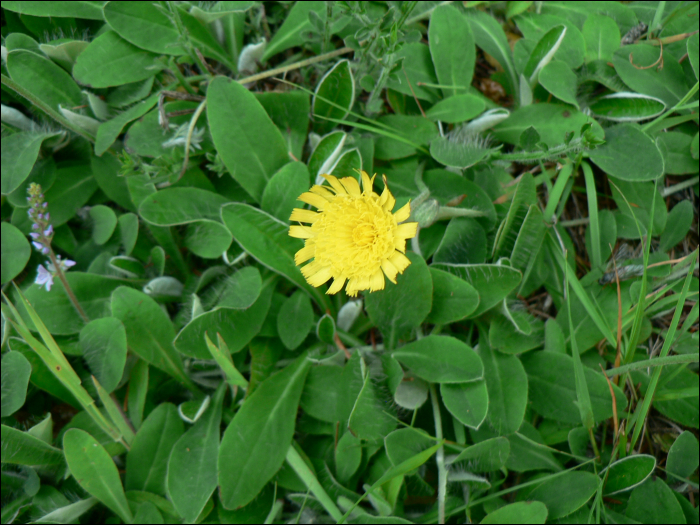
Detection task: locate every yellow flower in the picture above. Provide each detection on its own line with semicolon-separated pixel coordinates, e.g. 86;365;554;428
289;171;418;297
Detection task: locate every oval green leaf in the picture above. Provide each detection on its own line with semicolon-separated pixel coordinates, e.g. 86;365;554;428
63;428;133;524
208;77;289;202
1;222;31;284
393;335;483;384
219;355;310;509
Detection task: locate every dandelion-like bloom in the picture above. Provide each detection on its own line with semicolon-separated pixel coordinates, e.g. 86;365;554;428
289;171;418;297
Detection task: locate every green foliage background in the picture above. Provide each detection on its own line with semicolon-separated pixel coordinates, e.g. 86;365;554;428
1;1;698;524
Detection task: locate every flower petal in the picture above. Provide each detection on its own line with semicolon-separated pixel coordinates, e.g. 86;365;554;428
360;171;373;193
307;265;333;287
393;202;412;223
379;179;396;212
369;270;385;292
298;192;328;210
394;236;407;253
322;174;347;195
301;260;323;279
396;222;418;240
294;244;316;265
290;208;320;224
289;225;314;239
326;276;346;295
381;259;398;283
309;185;336;200
389;251;411;273
339;176;361;196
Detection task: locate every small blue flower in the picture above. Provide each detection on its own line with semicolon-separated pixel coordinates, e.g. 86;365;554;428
44;225;53;236
32;241;43;251
35;265;54;291
30;232;40;240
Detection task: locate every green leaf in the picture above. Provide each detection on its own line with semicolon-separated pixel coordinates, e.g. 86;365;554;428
118;213;139;256
256;91;310;162
450;437;510;472
625;478;686;524
6;49;82;113
1;132;57;195
8;338;80;409
602;455;656;495
89;205;118;245
1;223;31;284
385;427;435;467
301;365;344;423
218;354;310;509
582;14;620;62
331;148;362;179
103;2;231;68
125;403;184;496
316;313;336;345
528;471;598;520
313;60;355;134
183;220;233;259
213;266;262;310
335;431;362;484
478;341;528;435
612;44;686;107
262;2;326;61
588;92;666;122
138;188;229;226
1;424;65;468
208;77;289;202
467;10;518;95
386;43;440;102
492;103;601;148
79;317;127;394
73;31;163;88
610;176;666;238
424;95;485;123
433;218;487;265
111;287;191;389
481;501;548;524
308;131;346;181
348;359;397;441
11;165;97;229
16;273;123;335
174;284;273;359
261;162;310;223
63;428;134;524
441;380;488;429
429;4;475;98
393;335;483;384
523;25;568;83
277;290;314;350
431;263;521;317
221;203;329;311
426;267;479;324
589;124;664;182
666;431;699;480
1;351;32;417
539;61;579;108
365;252;432;351
167;385;225;523
522;351;627;424
660;200;694;252
494;172;536;258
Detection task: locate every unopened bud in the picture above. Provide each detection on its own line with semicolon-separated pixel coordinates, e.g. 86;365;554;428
411;198;441;228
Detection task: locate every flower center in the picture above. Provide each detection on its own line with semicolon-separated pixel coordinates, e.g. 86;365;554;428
312;194;397;278
352;221;378;247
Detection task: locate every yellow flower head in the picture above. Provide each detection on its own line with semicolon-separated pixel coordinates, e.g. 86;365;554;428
289;171;418;297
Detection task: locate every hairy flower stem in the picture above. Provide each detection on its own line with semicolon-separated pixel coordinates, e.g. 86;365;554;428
47;248;89;323
430;383;447;524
